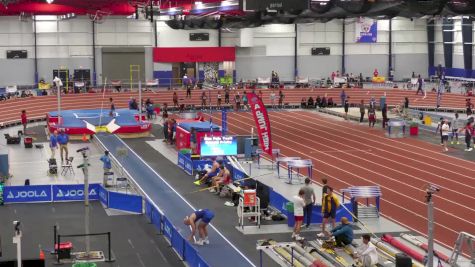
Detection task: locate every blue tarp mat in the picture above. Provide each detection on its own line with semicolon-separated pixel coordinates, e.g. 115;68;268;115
48;109;147;127
178;122;220;132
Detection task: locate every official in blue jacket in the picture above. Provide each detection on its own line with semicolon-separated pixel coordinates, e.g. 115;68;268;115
100;151;112;186
57;130;69;162
331;217;353;247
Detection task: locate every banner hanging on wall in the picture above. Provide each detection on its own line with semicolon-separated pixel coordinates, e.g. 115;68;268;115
247;93;273;156
355;17;378;43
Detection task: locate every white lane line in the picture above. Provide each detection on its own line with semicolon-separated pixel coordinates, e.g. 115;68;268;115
136;252;146;267
128;239;135;249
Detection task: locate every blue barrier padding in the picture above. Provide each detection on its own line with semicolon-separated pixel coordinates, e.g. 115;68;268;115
151;206;162;231
163;216;174;241
177;153;186;170
145;199;153;221
184;157;193;175
3;185;52;203
52;184;100;202
99;185;109;207
95;134;255;267
184;241;199;267
108;191;143;213
171;227;185;259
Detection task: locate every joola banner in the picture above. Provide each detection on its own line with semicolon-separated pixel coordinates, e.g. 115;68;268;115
247;93;273;156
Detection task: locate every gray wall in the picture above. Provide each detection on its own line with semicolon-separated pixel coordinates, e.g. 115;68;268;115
346;55;388;80
394;54;428;79
0;59;35;86
298;56;341;79
236;56;294;81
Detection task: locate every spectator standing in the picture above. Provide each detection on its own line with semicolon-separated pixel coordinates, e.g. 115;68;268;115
416;75;424;95
381;104;388;129
146;103;154;119
369;97;376;110
278;90;284;108
461;122;473;151
242;92;249;110
292;189;306;241
340;90;347;107
441;119;450;152
466;98;473;116
368;107;376;128
217;92;222;108
301;178;316;228
379;93;386;110
235;92;241;110
100;151;112;186
270;90;276;108
201;92;207;110
173;92;179;108
20;110;27;134
162;103;169;122
321;187;340;232
109;97;115;117
321;177;328;196
169;119;177;144
224;88;230;104
186;85;192;98
359;100;365;123
49;130;58;159
344;98;350;120
436;117;444;145
163;119;169;143
451;112;461;145
57;130;69;162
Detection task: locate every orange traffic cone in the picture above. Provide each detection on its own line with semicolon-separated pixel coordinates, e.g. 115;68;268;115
82;133;88;142
39;249;45;260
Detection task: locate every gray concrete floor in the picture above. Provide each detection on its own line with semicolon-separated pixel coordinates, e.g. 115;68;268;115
0;201;184;267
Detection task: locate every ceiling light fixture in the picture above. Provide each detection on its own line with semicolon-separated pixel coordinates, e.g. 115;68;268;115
46;0;54;4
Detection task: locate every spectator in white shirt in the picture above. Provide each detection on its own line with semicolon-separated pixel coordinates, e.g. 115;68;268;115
441;119;450;152
354;234;378;267
292;189;305;241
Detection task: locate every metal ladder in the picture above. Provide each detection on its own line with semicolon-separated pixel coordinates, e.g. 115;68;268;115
449;232;475;266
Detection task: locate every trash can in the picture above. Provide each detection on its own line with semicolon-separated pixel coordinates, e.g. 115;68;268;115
285;202;295;227
424;116;432;126
72;263;97;267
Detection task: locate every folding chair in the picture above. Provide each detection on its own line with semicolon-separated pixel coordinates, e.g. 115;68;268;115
61;157;74;175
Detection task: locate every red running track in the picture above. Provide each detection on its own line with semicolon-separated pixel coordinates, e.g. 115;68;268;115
0;88;470;124
207;110;475;250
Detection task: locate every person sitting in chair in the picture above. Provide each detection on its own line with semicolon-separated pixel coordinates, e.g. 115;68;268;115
194;159;221;186
210;165;231;195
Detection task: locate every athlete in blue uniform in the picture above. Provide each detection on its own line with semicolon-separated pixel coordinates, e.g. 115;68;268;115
184;209;215;245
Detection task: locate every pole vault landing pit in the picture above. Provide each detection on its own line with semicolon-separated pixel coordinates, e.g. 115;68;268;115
46;109;151;139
